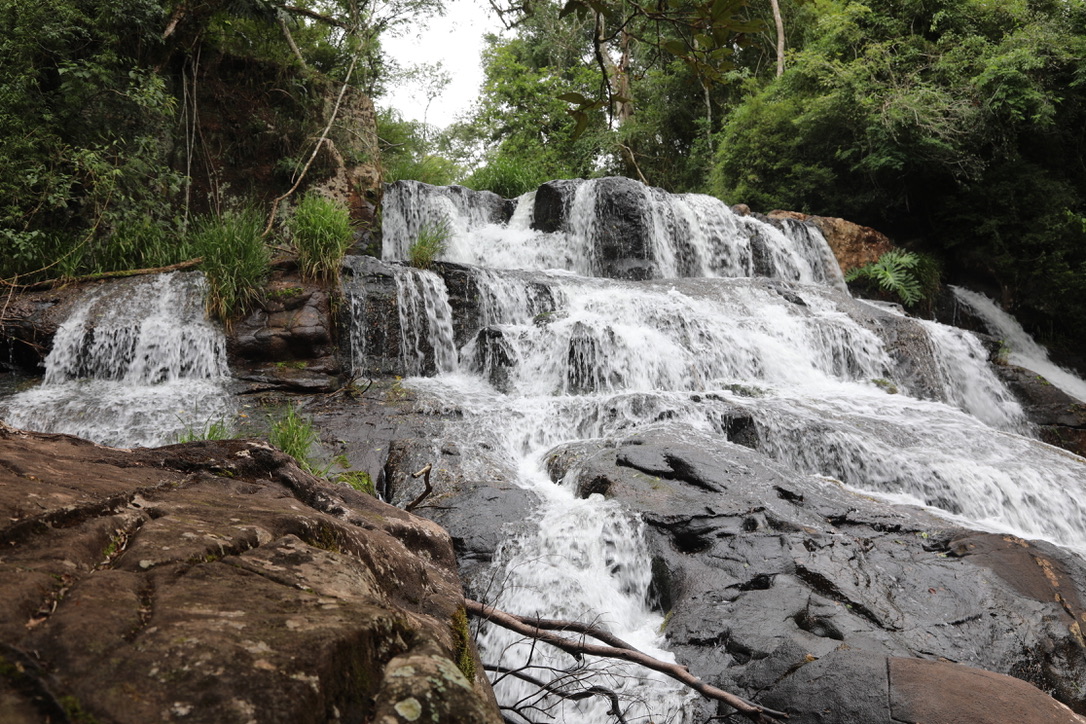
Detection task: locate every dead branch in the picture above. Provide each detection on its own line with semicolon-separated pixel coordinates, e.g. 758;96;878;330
404;463;433;511
3;258;204;291
485;664;629;723
464;598;788;723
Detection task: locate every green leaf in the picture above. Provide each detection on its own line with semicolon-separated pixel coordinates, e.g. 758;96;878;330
558;92;590;105
663;39;688;57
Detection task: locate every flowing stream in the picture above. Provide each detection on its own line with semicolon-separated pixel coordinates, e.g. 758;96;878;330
0;272;232;447
363;179;1086;723
952;285;1086;403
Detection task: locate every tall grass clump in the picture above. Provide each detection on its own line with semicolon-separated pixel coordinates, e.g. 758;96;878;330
408;217;451;269
267;403;328;476
190;208;270;322
175;416;234;443
287;193;353;282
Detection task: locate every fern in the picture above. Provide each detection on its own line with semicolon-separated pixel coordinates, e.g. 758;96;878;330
845;249;925;306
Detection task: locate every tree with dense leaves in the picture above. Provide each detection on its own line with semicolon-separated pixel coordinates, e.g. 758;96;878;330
713;0;1086;354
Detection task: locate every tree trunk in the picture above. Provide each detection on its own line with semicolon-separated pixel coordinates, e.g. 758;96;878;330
770;0;785;77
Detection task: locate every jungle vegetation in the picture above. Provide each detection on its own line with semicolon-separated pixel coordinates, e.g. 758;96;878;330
2;0;1085;354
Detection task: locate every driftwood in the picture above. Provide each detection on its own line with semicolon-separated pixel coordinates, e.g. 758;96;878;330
404;463;433;512
464;598;788;723
1;258;203;291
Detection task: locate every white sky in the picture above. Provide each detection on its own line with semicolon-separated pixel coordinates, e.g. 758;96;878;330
380;0;506;128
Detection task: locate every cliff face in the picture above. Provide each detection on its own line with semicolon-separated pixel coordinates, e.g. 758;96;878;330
0;424;501;724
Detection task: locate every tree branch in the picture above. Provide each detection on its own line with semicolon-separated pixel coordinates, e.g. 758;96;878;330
464;598;788;723
404;463;433;511
2;258;204;291
262;50;360;236
484;664;629;723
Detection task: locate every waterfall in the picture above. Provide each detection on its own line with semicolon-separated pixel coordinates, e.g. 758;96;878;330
0;272;232;447
952;285;1086;403
383;178;845;285
395;267;458;376
358;179;1086;723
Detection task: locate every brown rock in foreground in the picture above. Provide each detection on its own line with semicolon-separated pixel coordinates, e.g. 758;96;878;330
0;424;501;724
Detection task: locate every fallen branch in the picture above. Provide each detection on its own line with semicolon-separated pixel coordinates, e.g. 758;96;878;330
484;664;629;723
464;598;788;723
404;463;433;512
2;258;203;291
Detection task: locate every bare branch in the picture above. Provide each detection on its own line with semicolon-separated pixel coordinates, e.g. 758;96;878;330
404;463;433;511
485;664;630;723
262;51;360;236
465;598;788;722
3;258;204;291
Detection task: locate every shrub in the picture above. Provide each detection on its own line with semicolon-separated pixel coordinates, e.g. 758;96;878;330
190;208;270;322
408;217;451;269
288;193;353;282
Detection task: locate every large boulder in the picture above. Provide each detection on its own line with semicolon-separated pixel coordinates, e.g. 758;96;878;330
993;364;1086;456
532;177;660;280
0;424;502;724
543;425;1086;719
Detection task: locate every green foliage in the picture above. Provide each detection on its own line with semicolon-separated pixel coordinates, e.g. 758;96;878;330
176;416;235;443
190;209;270;322
378;109;460;185
288;193;354;282
337;470;376;496
713;0;1086;349
461;156;549;198
408;218;451;269
845;250;928;306
267;403;328;476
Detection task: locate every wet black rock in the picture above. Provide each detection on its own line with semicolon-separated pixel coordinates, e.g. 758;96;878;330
543;426;1086;718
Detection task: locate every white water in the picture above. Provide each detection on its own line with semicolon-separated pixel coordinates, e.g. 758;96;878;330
0;273;232;447
383;178;846;287
361;179;1086;722
952;285;1086;403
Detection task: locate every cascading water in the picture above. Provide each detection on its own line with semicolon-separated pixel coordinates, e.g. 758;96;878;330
0;272;232;447
383;177;846;286
952;285;1086;403
356;179;1086;722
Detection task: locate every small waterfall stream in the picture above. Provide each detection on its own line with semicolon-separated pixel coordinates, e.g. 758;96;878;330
0;272;232;447
952;285;1086;403
357;179;1086;722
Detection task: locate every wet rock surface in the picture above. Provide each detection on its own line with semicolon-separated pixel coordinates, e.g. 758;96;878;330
994;364;1086;456
0;425;501;724
536;426;1086;719
306;387;538;590
229;269;341;393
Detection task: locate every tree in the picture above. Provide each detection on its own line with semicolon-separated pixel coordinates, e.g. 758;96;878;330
712;0;1086;351
0;0;441;285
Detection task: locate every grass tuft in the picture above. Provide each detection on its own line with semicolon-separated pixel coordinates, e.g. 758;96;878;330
288;193;354;283
190;209;270;322
408;217;451;269
267;404;328;476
